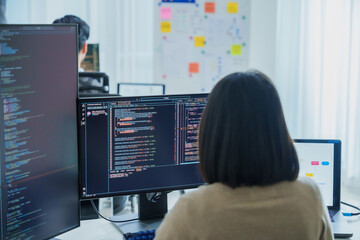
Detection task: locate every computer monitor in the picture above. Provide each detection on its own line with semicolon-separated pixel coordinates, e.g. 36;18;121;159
80;43;100;72
78;94;207;219
0;25;79;239
117;83;165;96
293;139;341;209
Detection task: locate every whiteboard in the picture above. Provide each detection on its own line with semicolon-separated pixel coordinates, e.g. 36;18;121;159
154;0;250;94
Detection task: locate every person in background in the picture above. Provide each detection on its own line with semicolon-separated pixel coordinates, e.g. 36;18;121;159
0;0;6;24
53;15;127;215
53;15;89;70
155;70;333;240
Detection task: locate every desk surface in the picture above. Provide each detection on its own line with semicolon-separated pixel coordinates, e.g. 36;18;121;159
57;218;121;240
57;216;360;240
57;187;360;240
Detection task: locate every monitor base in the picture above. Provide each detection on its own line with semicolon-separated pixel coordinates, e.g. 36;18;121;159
80;199;99;220
110;192;168;234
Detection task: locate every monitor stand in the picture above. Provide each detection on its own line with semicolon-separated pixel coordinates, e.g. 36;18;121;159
110;192;168;234
80;199;99;220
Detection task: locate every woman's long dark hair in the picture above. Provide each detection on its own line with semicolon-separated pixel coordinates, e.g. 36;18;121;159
199;70;299;187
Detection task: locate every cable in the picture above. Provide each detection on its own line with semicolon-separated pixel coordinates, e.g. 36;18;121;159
341;201;360;216
90;200;139;223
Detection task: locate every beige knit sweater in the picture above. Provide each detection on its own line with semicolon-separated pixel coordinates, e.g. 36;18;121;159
155;177;333;240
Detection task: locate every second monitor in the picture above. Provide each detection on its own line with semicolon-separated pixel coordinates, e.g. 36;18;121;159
78;94;207;201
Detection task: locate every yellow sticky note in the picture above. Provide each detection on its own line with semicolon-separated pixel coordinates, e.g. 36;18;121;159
227;2;238;13
194;36;205;47
305;173;314;177
161;22;171;33
231;45;242;55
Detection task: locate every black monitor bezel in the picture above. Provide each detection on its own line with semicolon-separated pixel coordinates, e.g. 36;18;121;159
77;93;208;200
293;139;341;211
117;83;166;96
0;24;80;240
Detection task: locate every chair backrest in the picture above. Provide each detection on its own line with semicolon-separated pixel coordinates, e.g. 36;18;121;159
79;72;109;94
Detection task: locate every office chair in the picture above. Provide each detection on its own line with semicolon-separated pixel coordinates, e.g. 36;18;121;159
79;71;109;94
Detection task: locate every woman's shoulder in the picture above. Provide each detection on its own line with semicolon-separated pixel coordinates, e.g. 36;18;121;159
294;177;322;193
182;183;232;199
282;177;324;203
181;178;323;206
174;183;231;210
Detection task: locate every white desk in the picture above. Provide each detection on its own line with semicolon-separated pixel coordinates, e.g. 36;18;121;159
57;187;360;240
343;216;360;239
57;218;122;240
57;215;360;240
336;184;360;239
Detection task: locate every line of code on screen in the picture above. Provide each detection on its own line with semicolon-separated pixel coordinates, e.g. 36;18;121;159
0;25;79;240
79;94;207;198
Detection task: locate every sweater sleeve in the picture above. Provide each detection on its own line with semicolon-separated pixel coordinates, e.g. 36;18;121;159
307;178;334;240
154;196;194;240
320;206;334;240
319;195;334;240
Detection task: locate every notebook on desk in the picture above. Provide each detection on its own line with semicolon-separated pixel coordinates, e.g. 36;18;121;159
294;139;353;238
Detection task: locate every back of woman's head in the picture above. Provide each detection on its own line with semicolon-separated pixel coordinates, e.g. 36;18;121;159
199;70;299;187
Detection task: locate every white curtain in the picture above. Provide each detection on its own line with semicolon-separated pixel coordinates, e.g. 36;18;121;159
276;0;360;189
6;0;154;93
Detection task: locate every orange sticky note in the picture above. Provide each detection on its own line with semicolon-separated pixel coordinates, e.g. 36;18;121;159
227;2;238;13
194;36;205;47
205;2;215;13
189;63;199;73
161;22;171;33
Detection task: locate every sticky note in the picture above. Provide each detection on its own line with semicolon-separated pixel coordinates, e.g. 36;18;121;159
205;2;215;13
322;161;330;166
227;2;238;13
311;161;319;165
231;45;242;55
189;62;199;73
161;22;171;33
160;7;172;19
305;173;314;177
194;36;205;47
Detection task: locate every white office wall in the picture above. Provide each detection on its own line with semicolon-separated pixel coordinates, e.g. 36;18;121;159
6;0;154;93
6;0;277;94
6;0;88;24
248;0;277;80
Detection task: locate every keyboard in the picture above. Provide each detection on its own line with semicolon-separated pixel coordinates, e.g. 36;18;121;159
123;229;156;240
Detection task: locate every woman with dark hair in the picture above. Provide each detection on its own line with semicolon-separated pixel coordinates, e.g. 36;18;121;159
155;71;333;239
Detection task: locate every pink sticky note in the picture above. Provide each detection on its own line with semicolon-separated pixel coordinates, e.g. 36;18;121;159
160;7;172;19
311;161;319;165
